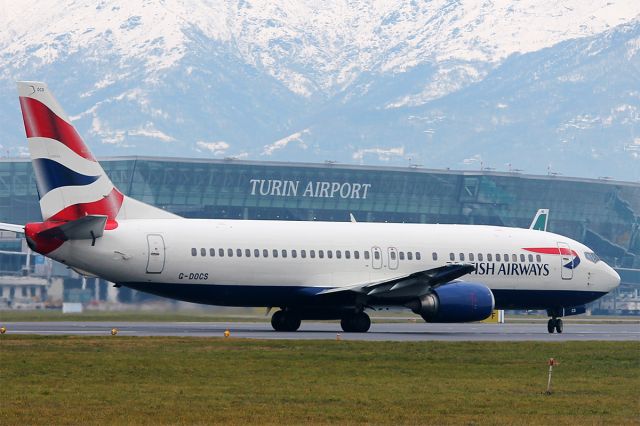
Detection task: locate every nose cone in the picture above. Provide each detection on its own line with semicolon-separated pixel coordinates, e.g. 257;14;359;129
602;263;621;292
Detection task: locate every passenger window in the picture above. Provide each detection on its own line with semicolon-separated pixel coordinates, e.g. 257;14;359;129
512;254;517;262
292;249;297;258
237;249;242;257
504;254;509;262
245;249;251;257
478;253;483;261
191;248;197;256
528;254;534;262
219;248;224;257
336;250;341;259
496;254;501;262
399;252;405;260
201;248;206;257
254;249;260;258
282;249;287;258
319;250;324;259
416;252;421;261
520;254;525;262
374;251;380;260
390;251;397;260
327;250;333;259
449;253;455;261
536;255;541;262
263;249;268;258
227;248;233;257
345;251;351;259
469;253;474;262
209;248;215;257
459;253;465;261
310;250;316;259
273;249;278;258
487;254;493;262
407;252;413;261
301;250;307;258
354;251;360;259
364;251;370;260
432;252;438;261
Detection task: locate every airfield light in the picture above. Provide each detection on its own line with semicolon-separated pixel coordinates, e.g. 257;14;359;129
111;328;118;336
545;358;560;395
336;333;341;341
0;326;6;334
224;329;230;338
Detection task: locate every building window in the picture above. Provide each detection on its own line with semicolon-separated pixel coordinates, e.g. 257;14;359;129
191;248;197;256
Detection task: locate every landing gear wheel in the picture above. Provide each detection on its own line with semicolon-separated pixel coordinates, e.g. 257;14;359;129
271;310;301;332
547;319;555;334
554;318;563;334
340;312;371;333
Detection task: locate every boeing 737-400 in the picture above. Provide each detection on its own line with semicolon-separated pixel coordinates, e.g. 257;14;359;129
0;81;621;333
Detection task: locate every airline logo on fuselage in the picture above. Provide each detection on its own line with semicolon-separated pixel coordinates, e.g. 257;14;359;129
523;247;581;270
472;262;550;277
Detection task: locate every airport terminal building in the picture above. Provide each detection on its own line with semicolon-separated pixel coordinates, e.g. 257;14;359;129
0;157;638;313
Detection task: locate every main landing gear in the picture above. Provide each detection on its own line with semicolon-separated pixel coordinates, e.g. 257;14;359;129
270;310;371;333
547;317;563;334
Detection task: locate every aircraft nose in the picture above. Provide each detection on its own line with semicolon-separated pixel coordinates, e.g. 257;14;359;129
603;264;621;291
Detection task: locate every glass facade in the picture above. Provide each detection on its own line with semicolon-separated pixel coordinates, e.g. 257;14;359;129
1;157;638;272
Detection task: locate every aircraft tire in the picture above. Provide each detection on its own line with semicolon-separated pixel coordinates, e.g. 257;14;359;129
271;310;301;332
340;312;371;333
547;319;555;334
555;318;563;334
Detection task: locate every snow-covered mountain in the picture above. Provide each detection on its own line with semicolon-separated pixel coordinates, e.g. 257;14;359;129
0;0;638;180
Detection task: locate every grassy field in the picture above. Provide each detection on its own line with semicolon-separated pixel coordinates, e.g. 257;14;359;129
1;336;638;425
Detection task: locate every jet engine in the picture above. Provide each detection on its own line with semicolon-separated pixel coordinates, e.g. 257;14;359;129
406;282;495;323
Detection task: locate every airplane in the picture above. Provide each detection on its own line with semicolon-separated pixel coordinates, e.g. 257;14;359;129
0;81;620;334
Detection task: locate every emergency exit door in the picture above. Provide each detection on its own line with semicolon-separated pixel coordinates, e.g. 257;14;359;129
146;234;165;274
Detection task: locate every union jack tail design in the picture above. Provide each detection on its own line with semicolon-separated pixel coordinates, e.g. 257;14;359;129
17;81;178;228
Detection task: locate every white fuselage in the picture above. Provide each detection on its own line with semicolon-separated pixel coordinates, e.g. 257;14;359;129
47;219;620;309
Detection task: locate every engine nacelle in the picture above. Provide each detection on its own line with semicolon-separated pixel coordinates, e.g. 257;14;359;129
407;282;495;323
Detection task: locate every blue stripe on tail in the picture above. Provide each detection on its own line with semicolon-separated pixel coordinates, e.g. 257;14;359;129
32;158;100;198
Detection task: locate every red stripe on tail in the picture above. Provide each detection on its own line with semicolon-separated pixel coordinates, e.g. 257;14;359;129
19;96;96;161
48;188;124;230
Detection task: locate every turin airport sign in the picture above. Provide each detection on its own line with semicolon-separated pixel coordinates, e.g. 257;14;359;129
249;179;372;199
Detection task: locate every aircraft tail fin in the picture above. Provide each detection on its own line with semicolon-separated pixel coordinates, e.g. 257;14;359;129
16;81;178;224
529;209;549;232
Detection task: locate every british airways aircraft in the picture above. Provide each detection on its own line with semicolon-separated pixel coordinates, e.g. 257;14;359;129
0;81;620;334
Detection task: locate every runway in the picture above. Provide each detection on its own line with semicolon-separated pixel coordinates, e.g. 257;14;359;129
3;321;639;341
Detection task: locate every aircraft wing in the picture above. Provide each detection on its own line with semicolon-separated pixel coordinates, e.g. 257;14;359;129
317;263;476;299
0;222;25;234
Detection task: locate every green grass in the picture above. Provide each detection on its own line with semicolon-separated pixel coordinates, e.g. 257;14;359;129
1;337;638;425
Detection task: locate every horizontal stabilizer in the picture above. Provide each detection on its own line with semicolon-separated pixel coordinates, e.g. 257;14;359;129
0;222;25;234
37;215;108;241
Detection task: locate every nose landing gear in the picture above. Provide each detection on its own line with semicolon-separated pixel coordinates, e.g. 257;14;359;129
547;317;563;334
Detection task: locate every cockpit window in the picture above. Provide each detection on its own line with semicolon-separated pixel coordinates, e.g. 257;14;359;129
584;252;600;263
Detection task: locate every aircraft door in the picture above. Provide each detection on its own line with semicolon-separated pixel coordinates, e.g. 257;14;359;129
146;234;165;274
388;247;399;270
557;242;573;280
371;246;383;269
